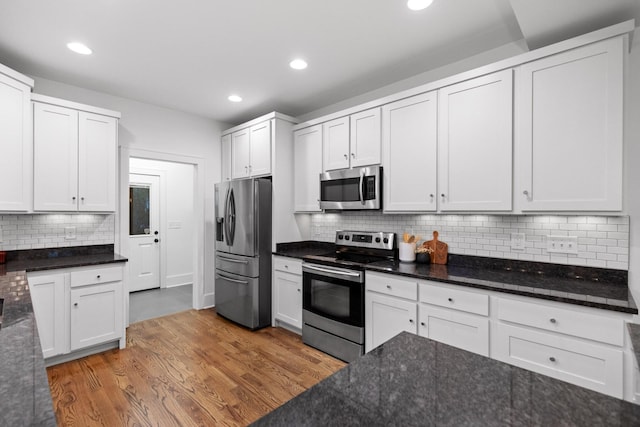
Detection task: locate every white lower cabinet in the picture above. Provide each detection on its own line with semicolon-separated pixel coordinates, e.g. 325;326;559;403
29;273;67;358
365;272;418;352
492;296;625;399
419;306;489;357
272;256;303;332
28;263;125;362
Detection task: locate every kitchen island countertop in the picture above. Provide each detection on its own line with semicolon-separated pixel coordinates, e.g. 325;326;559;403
252;332;640;426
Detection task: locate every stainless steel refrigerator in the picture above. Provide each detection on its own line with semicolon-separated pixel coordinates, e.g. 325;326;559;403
214;178;272;329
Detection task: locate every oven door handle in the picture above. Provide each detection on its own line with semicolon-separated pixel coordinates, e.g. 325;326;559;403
302;264;364;283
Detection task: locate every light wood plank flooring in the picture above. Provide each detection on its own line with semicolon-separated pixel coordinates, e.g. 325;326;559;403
47;309;346;426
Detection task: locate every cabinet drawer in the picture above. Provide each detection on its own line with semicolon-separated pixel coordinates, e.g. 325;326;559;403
273;257;302;275
497;297;623;346
366;272;417;300
419;281;488;316
418;304;489;356
70;265;123;288
494;323;623;398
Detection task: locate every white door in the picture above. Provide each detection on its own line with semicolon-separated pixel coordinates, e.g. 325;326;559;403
128;174;160;292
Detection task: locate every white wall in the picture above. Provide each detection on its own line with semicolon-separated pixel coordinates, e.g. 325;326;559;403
31;76;226;305
130;158;194;288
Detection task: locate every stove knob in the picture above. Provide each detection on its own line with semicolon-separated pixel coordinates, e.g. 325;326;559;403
375;237;381;243
383;237;389;244
338;234;344;240
345;235;350;241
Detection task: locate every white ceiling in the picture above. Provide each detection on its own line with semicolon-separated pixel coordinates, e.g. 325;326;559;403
0;0;637;125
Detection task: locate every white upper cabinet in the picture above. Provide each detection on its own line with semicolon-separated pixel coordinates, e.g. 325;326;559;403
33;103;79;211
323;107;381;172
221;133;231;182
323;116;350;171
231;127;250;179
294;125;323;212
231;120;272;179
438;69;513;211
33;98;118;212
516;37;623;211
78;112;117;212
382;92;438;212
0;71;32;211
350;108;381;168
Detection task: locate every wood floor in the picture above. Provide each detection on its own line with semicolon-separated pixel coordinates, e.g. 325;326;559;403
47;309;346;426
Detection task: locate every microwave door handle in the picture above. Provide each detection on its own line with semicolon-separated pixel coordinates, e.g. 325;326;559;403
359;169;365;205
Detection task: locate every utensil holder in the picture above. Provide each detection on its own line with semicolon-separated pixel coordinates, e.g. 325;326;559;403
399;242;416;263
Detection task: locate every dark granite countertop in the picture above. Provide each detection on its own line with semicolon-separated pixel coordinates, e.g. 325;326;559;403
0;270;56;426
275;241;637;314
253;332;640;426
0;244;127;426
628;323;640;366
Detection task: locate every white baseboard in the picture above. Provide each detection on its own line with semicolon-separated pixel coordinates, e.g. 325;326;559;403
166;273;193;288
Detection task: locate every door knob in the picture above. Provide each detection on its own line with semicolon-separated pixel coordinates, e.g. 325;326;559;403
154;231;159;235
154;238;159;243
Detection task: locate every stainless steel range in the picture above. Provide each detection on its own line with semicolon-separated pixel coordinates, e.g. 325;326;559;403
302;230;396;362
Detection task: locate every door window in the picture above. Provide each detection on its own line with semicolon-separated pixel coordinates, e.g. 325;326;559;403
129;185;150;235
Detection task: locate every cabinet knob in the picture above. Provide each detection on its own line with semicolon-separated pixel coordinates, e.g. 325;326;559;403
97;275;101;279
297;288;301;292
440;194;445;200
409;319;414;323
447;297;453;303
81;197;85;201
420;322;426;326
386;285;391;289
549;356;556;362
343;154;348;159
284;265;288;269
523;190;529;195
429;194;434;199
72;196;76;201
549;318;556;324
74;302;78;307
351;153;355;158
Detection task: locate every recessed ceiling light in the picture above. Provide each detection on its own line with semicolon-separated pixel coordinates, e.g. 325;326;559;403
67;42;92;55
228;95;242;102
407;0;433;11
289;59;308;70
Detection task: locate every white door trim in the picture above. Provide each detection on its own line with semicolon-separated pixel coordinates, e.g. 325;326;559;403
118;147;205;327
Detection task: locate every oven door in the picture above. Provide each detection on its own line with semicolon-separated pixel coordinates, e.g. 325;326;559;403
319;166;381;210
302;263;364;327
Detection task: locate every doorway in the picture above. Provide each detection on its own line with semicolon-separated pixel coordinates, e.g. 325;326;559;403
127;157;195;322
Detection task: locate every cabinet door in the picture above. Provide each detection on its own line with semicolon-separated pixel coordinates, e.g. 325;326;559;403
231;128;250;179
382;92;437;212
294;125;323;212
517;37;623;211
273;270;302;329
0;74;31;211
323;117;350;171
70;281;123;351
438;69;513;211
249;121;272;176
418;304;489;356
221;133;231;182
365;292;417;353
78;112;117;212
350;107;381;168
33;102;78;211
28;273;67;358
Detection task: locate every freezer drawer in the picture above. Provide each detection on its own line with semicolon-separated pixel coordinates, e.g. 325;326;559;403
215;269;263;329
215;251;260;277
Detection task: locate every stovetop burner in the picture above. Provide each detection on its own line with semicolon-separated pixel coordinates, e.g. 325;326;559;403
303;230;397;269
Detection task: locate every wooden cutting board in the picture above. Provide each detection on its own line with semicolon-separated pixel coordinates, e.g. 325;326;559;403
425;231;448;265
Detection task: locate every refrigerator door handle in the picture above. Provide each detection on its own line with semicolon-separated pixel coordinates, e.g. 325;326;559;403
217;255;249;264
216;273;249;285
227;187;236;246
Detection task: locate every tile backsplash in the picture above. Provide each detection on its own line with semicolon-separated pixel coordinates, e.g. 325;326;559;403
0;214;115;251
308;213;629;270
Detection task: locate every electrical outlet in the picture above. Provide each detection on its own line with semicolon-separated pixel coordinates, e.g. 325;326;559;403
64;226;76;240
510;233;525;250
546;235;578;254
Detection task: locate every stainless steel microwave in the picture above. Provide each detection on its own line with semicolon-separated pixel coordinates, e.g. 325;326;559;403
319;166;382;210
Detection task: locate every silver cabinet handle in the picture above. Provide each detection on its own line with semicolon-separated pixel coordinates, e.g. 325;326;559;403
215;273;248;285
218;255;248;264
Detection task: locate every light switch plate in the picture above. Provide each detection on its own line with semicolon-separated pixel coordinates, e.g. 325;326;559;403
510;233;525;250
65;226;76;240
546;235;578;254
